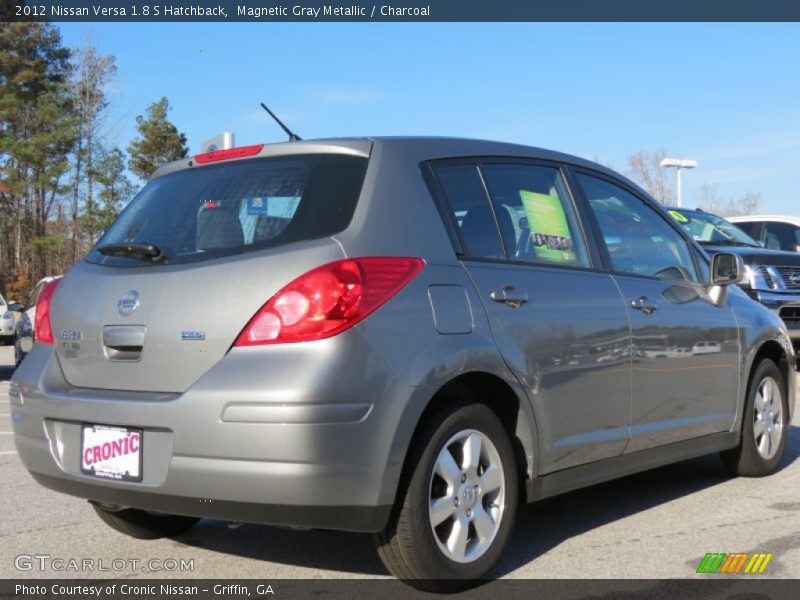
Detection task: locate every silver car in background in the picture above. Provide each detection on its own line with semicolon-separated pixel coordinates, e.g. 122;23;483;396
11;138;796;590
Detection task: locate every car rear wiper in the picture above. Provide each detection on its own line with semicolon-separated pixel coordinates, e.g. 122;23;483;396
97;242;166;262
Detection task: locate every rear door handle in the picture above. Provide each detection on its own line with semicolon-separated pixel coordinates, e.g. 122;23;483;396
490;286;529;308
631;296;658;315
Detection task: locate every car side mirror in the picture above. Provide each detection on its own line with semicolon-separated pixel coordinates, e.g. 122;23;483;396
711;253;746;286
795;244;800;254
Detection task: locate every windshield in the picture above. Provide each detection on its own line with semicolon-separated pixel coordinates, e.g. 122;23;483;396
86;154;368;267
667;209;760;247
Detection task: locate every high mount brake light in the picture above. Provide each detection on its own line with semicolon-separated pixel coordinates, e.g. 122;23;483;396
193;144;264;164
34;278;62;345
234;257;425;346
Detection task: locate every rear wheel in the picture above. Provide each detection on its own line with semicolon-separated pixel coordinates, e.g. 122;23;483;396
374;402;518;592
92;504;199;539
721;359;788;477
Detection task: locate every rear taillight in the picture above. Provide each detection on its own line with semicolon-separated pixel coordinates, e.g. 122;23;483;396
34;278;61;345
234;257;424;346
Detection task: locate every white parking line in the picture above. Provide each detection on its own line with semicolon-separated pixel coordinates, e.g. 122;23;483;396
0;450;17;455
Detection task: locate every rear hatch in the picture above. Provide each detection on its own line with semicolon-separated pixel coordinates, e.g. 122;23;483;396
51;147;370;393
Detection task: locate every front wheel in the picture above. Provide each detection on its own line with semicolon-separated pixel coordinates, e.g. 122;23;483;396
721;359;789;477
374;402;518;592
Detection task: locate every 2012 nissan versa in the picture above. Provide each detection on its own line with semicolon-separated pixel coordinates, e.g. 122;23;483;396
11;137;796;590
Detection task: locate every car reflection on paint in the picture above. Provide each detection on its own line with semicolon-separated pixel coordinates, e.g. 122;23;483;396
693;341;723;355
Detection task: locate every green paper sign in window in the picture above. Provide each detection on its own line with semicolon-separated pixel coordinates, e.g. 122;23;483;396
519;190;576;264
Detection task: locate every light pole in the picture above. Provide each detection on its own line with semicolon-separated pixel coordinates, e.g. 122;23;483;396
660;157;698;207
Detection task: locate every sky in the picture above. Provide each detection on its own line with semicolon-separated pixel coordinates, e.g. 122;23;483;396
58;22;800;214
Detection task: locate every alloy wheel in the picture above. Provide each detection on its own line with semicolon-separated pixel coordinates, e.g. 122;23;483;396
427;428;506;564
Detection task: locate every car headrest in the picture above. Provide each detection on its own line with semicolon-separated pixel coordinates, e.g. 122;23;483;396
196;207;244;250
461;204;513;258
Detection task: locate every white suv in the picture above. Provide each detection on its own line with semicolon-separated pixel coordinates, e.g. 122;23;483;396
728;215;800;254
0;292;21;345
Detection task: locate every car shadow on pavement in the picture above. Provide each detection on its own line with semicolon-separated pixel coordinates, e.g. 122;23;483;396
491;423;800;578
178;519;388;576
176;424;800;578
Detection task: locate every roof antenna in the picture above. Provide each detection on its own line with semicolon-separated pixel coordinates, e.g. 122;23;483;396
260;102;301;141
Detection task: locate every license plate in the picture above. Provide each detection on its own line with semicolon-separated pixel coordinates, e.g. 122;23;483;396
80;424;142;481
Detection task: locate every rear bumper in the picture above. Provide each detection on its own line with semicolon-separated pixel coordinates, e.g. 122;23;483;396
29;472;391;532
11;336;429;533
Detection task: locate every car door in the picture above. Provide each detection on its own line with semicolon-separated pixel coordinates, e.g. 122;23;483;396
431;160;632;474
572;170;740;452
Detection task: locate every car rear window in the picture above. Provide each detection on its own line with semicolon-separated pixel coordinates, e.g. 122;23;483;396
86;154;368;267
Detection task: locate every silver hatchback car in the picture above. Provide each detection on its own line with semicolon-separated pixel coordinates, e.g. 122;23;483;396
11;138;796;589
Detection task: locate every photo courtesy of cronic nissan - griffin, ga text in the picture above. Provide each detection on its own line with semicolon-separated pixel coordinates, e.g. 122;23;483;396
11;137;797;590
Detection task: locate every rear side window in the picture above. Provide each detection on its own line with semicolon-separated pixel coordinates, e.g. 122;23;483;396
87;154;368;267
434;165;505;259
433;162;590;268
480;164;590;268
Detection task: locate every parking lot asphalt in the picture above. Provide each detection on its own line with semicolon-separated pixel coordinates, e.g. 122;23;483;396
1;343;799;581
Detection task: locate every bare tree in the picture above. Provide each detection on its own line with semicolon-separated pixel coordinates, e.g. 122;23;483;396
695;184;761;217
695;182;722;213
69;35;116;255
625;148;761;217
625;148;674;204
724;192;761;217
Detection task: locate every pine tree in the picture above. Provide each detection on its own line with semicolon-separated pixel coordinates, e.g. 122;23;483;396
84;145;134;239
0;22;77;286
126;97;188;179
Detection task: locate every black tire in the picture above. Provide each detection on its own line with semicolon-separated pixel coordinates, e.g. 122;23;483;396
92;504;199;539
721;359;789;477
374;401;518;592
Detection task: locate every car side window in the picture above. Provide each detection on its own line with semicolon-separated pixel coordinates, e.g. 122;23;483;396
29;282;45;309
577;173;699;283
434;165;505;259
733;220;760;239
480;164;590;268
764;222;800;252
